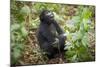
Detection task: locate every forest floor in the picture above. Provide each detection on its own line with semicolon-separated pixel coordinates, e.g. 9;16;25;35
19;29;68;65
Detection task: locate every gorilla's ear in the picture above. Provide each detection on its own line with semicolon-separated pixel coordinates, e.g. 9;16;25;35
39;11;44;22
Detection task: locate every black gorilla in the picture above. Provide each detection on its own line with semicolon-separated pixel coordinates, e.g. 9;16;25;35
37;10;66;59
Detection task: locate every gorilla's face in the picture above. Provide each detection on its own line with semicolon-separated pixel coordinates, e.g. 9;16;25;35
40;10;55;25
44;11;54;24
45;11;54;21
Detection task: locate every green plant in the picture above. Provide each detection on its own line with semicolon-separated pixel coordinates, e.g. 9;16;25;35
64;6;95;62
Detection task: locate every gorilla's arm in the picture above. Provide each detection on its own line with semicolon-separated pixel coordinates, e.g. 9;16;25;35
52;20;64;35
52;20;67;42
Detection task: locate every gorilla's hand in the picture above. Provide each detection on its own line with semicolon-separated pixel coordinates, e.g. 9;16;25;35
59;33;67;40
52;38;59;48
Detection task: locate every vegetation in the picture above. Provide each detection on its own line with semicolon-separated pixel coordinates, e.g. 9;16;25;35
11;1;95;66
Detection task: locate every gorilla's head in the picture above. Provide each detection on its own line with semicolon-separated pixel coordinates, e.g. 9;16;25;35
40;10;54;24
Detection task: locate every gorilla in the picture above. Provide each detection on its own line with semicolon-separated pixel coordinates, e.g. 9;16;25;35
37;10;66;59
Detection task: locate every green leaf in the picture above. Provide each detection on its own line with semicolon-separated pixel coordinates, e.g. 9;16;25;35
11;23;20;31
71;55;78;62
82;33;88;47
72;16;81;24
64;41;72;50
67;33;72;41
77;31;83;40
31;18;40;28
21;27;28;37
82;19;90;32
13;48;21;59
16;44;24;50
71;33;78;42
20;5;30;16
82;8;92;19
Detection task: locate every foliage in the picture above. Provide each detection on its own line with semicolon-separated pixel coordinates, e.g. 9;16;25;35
64;6;95;62
11;1;28;65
